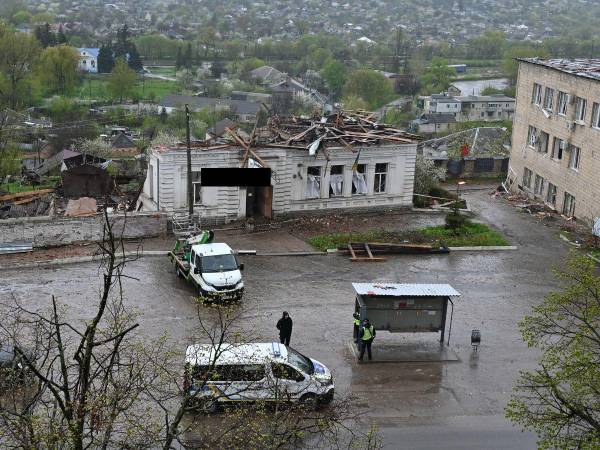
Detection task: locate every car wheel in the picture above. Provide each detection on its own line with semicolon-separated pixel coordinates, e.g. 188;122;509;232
299;393;318;410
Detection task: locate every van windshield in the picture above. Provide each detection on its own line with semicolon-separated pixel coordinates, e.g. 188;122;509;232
286;347;314;375
202;254;238;273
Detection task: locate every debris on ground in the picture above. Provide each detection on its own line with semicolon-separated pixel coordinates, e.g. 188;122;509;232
65;197;98;217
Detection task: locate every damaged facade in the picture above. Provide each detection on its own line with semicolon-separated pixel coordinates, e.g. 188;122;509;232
508;58;600;224
140;114;420;223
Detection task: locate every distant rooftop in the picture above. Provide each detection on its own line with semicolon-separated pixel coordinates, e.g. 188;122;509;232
519;58;600;81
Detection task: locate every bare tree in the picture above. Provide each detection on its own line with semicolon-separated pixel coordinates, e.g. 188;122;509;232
0;210;164;448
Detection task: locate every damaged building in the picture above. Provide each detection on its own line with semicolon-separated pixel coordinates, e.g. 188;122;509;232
139;113;420;223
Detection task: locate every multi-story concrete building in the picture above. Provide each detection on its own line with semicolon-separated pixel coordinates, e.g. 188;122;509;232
507;58;600;224
420;93;515;122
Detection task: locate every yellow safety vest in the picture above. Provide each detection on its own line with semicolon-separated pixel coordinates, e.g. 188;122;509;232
362;326;374;341
353;318;361;326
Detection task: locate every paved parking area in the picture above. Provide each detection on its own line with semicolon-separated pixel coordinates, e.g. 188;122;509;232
0;190;569;448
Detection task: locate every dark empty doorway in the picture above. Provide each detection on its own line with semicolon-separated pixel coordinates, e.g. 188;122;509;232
246;186;273;219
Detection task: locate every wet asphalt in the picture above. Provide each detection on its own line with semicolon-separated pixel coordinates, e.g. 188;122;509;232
0;190;569;449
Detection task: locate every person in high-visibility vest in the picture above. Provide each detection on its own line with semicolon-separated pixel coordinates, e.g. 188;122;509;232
358;318;376;361
353;312;361;343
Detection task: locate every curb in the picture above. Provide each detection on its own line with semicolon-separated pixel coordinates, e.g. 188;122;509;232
448;246;517;251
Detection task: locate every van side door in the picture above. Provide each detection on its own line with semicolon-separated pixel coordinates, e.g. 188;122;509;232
190;251;203;285
269;362;307;401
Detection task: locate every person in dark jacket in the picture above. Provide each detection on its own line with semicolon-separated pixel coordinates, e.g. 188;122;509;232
276;311;293;346
358;318;376;361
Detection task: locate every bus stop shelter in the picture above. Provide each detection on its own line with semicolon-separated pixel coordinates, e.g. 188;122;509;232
353;283;461;345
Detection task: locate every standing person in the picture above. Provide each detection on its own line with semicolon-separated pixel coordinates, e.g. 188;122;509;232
276;311;293;346
353;312;361;343
358;318;376;361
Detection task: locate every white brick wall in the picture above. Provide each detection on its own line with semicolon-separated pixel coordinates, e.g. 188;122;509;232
508;61;600;225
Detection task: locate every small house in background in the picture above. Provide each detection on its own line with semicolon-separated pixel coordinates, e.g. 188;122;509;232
110;132;139;158
418;127;511;178
62;164;112;198
77;48;99;73
411;113;457;134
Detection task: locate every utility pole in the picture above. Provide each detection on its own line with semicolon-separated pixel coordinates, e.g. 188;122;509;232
185;104;193;218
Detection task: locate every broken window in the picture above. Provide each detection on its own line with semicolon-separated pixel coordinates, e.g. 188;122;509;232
522;167;533;189
306;166;321;199
527;125;538;147
575;97;587;122
374;163;388;193
568;145;581;170
546;183;557;206
563;192;575;217
592;103;600;129
329;165;344;197
557;91;569;115
537;131;549;153
532;83;542;105
551;137;566;160
352;164;367;195
534;174;545;196
192;171;202;205
543;87;554;112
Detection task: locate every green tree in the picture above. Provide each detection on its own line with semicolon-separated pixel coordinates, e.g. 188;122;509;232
419;57;455;94
465;30;507;59
343;69;394;110
506;255;600;449
108;58;137;103
0;27;41;108
38;45;79;95
11;10;31;24
97;44;115;73
341;94;369;111
321;58;346;99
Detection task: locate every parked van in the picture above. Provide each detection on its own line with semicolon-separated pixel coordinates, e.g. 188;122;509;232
184;342;334;412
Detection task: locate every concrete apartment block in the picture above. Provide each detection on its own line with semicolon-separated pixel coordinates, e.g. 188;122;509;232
508;58;600;225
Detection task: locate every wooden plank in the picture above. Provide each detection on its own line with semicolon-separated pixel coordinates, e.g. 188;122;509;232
0;189;54;202
351;256;386;262
364;243;374;259
347;242;357;259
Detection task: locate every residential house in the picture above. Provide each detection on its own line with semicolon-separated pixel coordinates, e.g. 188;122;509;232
77;48;99;73
419;127;511;178
249;65;285;84
411;113;457;134
457;94;515;121
507;58;600;224
140;120;419;223
158;95;262;124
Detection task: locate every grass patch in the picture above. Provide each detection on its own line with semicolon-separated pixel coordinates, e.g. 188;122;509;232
74;76;180;102
307;221;508;251
0;177;60;194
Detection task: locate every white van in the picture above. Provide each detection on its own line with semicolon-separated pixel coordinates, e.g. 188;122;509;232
188;243;244;301
183;342;334;412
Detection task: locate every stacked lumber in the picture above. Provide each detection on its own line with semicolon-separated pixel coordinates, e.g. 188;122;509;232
339;242;450;258
0;189;54;205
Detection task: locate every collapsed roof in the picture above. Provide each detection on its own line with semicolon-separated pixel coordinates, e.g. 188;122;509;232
418;127;511;159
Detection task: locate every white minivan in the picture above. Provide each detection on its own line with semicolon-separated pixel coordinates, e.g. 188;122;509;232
183;342;334;412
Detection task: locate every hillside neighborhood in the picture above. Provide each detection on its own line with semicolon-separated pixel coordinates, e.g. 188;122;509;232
0;1;599;449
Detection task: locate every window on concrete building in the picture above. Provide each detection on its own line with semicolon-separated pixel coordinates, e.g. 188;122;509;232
592;103;600;129
563;192;575;217
534;174;545;196
527;125;538;147
557;91;569;115
192;171;202;205
546;183;557;206
306;166;321;199
543;87;554;112
568;145;581;170
551;137;566;160
523;167;533;189
352;164;367;195
329;165;344;197
532;83;542;105
538;131;549;153
374;163;388;193
575;97;587;123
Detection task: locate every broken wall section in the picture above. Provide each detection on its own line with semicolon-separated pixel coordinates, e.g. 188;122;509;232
0;212;168;248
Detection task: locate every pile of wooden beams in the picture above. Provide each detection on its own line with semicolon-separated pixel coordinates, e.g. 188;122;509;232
0;189;54;206
340;242;450;261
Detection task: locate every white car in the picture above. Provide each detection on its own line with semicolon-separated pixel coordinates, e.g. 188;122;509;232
188;243;244;301
183;342;334;412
